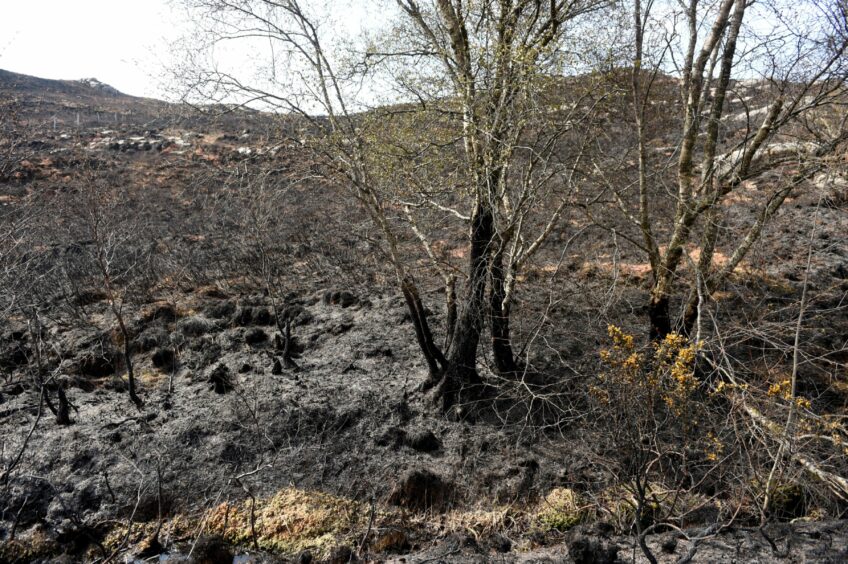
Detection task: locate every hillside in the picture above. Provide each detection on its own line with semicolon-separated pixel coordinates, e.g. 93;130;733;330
0;63;847;564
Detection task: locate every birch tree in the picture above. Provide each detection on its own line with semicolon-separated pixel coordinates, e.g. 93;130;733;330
176;0;605;410
620;0;848;339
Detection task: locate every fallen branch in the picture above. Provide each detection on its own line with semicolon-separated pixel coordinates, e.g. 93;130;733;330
702;356;848;502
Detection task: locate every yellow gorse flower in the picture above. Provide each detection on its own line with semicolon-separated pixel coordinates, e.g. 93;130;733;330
599;326;699;418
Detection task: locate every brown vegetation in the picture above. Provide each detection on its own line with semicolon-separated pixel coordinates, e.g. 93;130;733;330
1;0;847;561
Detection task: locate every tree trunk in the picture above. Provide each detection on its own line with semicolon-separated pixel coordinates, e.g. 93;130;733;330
681;295;698;339
40;386;57;418
444;274;457;351
648;293;672;342
56;384;71;425
124;335;142;407
433;201;493;411
274;316;299;370
401;277;447;380
115;313;142;407
490;249;519;375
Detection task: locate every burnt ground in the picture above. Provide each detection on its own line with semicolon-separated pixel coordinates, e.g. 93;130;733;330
2;285;847;563
1;70;848;563
1;282;847;563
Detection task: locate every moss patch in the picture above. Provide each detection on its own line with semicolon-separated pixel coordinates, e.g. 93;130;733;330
0;526;59;562
535;488;584;531
206;487;365;556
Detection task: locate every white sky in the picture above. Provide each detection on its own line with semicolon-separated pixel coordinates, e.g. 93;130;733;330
0;0;824;102
0;0;383;101
0;0;188;98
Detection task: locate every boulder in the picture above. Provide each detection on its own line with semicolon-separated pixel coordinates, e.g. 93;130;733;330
244;327;268;346
388;469;453;512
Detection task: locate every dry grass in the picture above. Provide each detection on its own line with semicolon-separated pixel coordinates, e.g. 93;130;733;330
91;477;744;561
0;525;58;562
205;487;366;555
92;485;614;559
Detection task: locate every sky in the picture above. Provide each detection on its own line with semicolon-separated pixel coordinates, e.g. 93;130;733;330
0;0;383;101
0;0;824;103
0;0;187;99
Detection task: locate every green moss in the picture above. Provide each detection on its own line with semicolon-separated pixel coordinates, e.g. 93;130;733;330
206;487;365;557
536;488;584;531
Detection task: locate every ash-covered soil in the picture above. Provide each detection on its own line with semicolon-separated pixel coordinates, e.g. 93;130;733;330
2;284;848;563
0;287;581;561
2;69;848;563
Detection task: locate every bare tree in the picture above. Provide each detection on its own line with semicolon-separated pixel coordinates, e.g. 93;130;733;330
55;171;150;407
612;0;848;339
175;0;606;411
383;1;604;380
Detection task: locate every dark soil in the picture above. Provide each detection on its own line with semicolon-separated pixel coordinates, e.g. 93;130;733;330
1;69;847;563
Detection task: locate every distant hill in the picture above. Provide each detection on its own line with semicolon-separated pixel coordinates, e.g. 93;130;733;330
0;69;294;134
0;68;131;100
0;68;184;130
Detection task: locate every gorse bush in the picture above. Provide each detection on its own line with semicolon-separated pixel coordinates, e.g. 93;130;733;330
592;323;848;544
593;325;704;438
589;326;736;548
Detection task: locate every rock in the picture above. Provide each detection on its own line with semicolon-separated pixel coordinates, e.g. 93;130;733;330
151;347;176;371
295;550;313;564
404;429;441;453
388;469;453;512
244;327;268;345
208;364;233;394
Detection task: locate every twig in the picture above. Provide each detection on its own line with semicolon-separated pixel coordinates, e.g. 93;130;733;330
1;387;45;486
358;494;376;557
